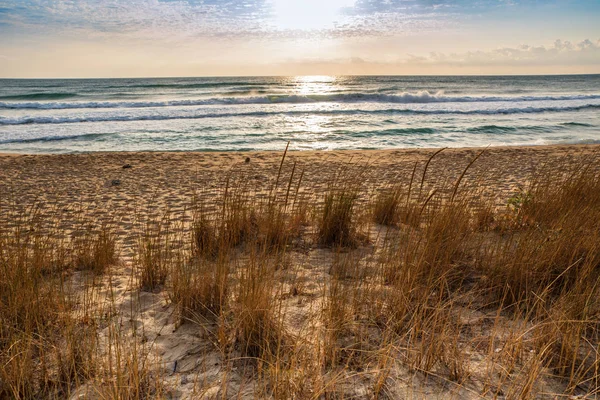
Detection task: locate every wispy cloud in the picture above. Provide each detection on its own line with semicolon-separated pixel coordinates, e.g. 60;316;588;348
0;0;527;40
264;38;600;75
0;0;268;39
0;0;598;76
407;39;600;67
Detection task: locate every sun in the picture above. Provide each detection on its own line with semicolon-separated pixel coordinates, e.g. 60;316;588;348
270;0;356;31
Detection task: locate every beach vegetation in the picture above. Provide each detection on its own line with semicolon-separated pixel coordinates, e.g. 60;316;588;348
2;149;600;398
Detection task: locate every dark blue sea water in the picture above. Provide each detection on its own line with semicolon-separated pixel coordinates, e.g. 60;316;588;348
0;75;599;153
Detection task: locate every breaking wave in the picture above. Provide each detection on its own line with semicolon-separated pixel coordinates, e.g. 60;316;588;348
1;104;598;126
2;92;599;110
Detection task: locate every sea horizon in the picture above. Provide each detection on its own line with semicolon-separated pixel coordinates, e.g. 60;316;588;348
2;73;600;80
1;75;599;154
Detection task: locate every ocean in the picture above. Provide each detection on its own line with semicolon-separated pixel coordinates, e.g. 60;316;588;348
1;75;599;153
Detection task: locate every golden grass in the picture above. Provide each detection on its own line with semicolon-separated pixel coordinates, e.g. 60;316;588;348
2;148;600;398
373;184;404;226
318;188;360;247
74;224;117;274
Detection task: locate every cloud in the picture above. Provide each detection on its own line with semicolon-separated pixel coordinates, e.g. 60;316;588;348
407;39;600;67
0;1;598;77
1;0;597;46
262;38;600;75
346;0;519;15
0;34;598;77
0;0;484;41
0;0;270;40
1;0;599;41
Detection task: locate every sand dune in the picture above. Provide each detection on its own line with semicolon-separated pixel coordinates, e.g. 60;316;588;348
1;144;599;399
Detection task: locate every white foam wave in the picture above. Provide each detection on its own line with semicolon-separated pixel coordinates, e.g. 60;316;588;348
1;104;598;126
1;92;599;110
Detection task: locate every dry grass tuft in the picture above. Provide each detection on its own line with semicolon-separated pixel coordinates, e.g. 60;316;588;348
318;187;360;247
0;214;98;398
74;224;117;274
373;185;404;226
138;215;173;291
3;148;600;398
171;251;229;323
232;251;289;361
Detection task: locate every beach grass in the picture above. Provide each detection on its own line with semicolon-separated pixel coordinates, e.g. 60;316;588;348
1;146;600;398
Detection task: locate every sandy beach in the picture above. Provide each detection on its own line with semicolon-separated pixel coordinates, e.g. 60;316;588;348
2;144;598;254
2;144;600;399
1;0;599;395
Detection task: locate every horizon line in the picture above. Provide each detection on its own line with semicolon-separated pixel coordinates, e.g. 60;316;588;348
1;72;600;80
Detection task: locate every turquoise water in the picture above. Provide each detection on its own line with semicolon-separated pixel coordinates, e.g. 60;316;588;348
0;75;599;153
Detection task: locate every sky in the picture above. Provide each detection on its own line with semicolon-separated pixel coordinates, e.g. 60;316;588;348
0;0;599;77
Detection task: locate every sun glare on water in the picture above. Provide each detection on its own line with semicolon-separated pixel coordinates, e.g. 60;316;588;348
289;76;339;144
295;75;338;95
